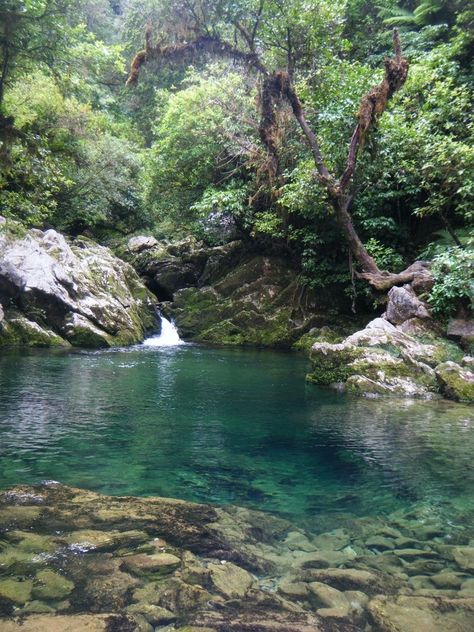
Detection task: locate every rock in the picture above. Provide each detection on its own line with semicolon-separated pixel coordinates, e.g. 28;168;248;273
0;226;158;348
366;536;396;551
453;546;474;571
307;568;378;592
0;614;137;632
84;568;139;611
284;531;316;552
430;572;466;589
65;529;149;552
128;236;159;253
448;319;474;351
368;595;474;632
277;578;309;599
385;285;431;326
32;570;74;601
121;553;181;577
435;362;474;402
126;603;176;625
208;562;253;599
307;581;350;618
308;317;464;400
297;548;356;569
0;313;69;347
312;529;350;551
18;601;56;615
0;578;33;606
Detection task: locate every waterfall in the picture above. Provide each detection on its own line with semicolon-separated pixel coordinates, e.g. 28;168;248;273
143;316;185;347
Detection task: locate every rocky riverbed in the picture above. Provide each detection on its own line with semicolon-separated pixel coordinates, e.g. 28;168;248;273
1;483;474;631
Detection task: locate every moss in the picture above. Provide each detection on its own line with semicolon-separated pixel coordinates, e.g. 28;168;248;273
0;317;69;348
435;362;474;402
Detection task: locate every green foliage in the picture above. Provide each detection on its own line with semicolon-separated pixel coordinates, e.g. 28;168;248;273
428;246;474;316
0;0;472;314
365;238;405;271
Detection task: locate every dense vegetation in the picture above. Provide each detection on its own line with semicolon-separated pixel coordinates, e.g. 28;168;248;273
0;0;472;315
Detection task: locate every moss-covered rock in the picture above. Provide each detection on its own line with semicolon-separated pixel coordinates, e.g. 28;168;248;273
0;226;158;348
435;362;474;402
308;317;463;399
0;314;69;347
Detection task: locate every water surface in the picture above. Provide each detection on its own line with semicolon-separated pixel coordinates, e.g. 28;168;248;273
0;343;472;529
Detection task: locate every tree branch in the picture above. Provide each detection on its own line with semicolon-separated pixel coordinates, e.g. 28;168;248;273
340;29;409;192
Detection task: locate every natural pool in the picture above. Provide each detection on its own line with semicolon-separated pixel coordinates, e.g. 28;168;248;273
1;344;473;521
0;343;474;630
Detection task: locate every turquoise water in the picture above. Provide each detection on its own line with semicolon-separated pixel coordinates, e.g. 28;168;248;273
0;344;473;527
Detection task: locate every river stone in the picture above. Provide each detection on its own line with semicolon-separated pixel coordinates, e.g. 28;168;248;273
307;581;350;618
277;578;309;598
297;548;356;569
435;362;474;402
284;530;316;552
312;529;350;551
0;614;137;631
65;529;148;552
208;562;253;599
5;530;61;553
307;568;378;592
0;578;33;605
368;595;474;632
366;536;396;551
32;570;74;601
126;603;176;625
385;285;431;326
121;553;181;576
453;546;474;571
430;572;466;589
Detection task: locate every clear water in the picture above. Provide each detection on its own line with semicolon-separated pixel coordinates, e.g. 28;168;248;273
0;344;473;529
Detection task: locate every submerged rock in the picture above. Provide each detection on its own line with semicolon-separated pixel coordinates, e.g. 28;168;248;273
0;225;158;348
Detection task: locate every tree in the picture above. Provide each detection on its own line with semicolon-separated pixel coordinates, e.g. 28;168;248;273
126;1;422;291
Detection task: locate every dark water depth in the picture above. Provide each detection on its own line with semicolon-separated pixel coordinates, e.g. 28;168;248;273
0;344;473;528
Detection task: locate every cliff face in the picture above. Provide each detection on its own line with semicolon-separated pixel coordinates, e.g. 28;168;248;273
0;223;158;348
118;235;359;349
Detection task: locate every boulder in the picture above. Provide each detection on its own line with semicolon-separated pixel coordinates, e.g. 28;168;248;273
0;226;158;348
308;317;464;400
435;362;474;402
448;319;474;353
368;595;474;632
121;553;180;577
385;285;431;326
208;562;253;599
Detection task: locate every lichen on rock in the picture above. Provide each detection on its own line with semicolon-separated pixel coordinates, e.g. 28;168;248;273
0;225;158;348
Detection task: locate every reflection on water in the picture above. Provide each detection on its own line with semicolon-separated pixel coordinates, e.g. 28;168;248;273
0;345;473;528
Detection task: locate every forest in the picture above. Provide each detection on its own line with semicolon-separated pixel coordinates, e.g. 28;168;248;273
1;3;474;630
1;0;472;316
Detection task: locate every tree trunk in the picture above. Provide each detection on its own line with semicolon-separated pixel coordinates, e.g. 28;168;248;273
332;196;380;275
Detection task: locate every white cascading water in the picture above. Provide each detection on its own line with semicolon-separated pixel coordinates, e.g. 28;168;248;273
143;316;185;347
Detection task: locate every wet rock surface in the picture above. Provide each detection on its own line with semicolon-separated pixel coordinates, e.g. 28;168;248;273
1;483;474;631
118;236;360;349
0;225;158;348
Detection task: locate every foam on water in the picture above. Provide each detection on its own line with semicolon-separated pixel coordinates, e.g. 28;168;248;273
143;316;185;347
